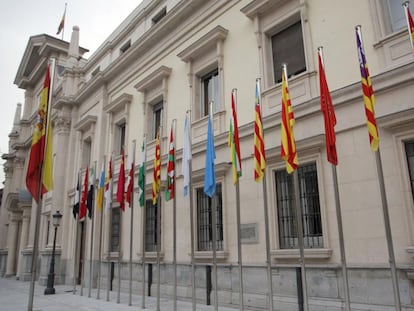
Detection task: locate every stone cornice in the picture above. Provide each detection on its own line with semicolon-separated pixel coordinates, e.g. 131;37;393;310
134;66;172;92
74;115;97;133
241;0;286;19
104;93;133;114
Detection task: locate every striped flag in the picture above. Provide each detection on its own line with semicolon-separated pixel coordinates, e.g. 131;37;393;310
152;134;161;204
166;124;175;201
204;109;216;198
126;143;135;207
228;90;242;184
97;162;105;211
182;113;192;196
404;2;414;50
318;49;338;166
56;5;66;35
26;65;53;202
138;139;146;207
355;25;379;151
281;65;299;173
117;148;126;211
104;157;113;210
79;167;88;221
254;79;266;182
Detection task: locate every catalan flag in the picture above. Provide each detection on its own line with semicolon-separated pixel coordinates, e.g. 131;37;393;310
117;148;126;211
228;90;242;184
404;2;414;50
355;25;379;151
26;65;53;202
166;124;175;201
152;134;161;204
318;48;338;166
254;79;266;182
280;65;299;173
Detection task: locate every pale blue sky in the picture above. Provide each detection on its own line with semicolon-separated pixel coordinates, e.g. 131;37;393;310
0;0;142;184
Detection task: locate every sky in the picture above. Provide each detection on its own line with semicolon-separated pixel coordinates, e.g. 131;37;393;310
0;0;143;184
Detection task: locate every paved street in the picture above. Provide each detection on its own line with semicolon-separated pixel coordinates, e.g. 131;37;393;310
0;278;242;311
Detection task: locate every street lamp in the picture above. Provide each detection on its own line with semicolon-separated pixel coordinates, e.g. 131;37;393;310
44;210;62;295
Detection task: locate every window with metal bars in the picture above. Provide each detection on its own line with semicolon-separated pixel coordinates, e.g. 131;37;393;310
405;140;414;202
145;199;161;252
110;207;120;252
275;162;323;249
196;184;223;251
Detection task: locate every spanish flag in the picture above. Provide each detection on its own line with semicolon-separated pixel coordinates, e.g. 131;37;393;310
26;65;53;202
56;5;66;35
404;2;414;50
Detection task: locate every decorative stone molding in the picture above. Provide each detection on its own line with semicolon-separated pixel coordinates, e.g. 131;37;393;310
13;157;25;169
74;115;97;134
54;116;71;134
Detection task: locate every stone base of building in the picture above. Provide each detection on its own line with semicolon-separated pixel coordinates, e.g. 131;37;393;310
76;261;414;311
38;248;62;286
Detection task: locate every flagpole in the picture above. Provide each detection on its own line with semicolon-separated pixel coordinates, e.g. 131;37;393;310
141;135;147;309
292;170;309;311
232;89;244;311
155;128;162;311
256;78;274;311
318;46;351;311
172;120;178;311
80;216;87;296
73;212;80;295
88;161;97;298
97;156;106;299
185;109;196;311
27;57;56;311
117;150;124;304
129;140;136;306
106;154;114;302
375;149;401;310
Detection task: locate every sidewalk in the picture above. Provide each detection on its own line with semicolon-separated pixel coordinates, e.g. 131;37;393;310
0;278;242;311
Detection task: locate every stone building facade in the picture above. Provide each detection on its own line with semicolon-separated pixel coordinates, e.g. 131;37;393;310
1;0;414;310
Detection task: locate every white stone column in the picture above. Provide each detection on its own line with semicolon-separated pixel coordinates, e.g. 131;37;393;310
5;214;20;276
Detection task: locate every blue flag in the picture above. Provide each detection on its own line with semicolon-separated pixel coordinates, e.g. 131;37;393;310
204;113;216;198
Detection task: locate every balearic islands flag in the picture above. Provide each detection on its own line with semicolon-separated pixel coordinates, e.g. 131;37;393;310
26;65;53;202
355;25;379;151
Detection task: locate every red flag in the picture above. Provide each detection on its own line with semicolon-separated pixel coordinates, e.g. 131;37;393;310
79;167;88;221
117;149;126;211
26;65;53;202
152;134;161;204
126;158;134;206
404;3;414;49
318;49;338;165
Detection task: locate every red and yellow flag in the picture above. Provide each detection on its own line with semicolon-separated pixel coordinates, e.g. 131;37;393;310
318;49;338;166
356;26;379;151
56;5;66;35
152;134;161;204
254;80;266;182
404;2;414;50
116;148;126;211
280;66;299;173
165;124;175;201
228;90;242;184
25;65;53;202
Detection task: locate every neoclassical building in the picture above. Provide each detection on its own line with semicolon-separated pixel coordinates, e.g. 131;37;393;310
1;0;414;310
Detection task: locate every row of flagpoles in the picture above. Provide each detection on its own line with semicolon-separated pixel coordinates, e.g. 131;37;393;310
25;3;414;307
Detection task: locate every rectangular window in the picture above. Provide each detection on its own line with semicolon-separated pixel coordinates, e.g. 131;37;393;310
152;101;163;139
152;7;166;25
388;0;414;32
275;162;323;249
201;69;219;117
272;20;306;84
145;199;161;252
405;140;414;202
120;40;131;54
117;122;126;154
82;139;92;167
110;207;120;252
196;184;223;251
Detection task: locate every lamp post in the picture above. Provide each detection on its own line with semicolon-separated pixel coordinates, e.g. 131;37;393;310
44;210;62;295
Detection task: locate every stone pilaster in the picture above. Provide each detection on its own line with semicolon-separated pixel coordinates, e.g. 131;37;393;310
5;213;21;277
